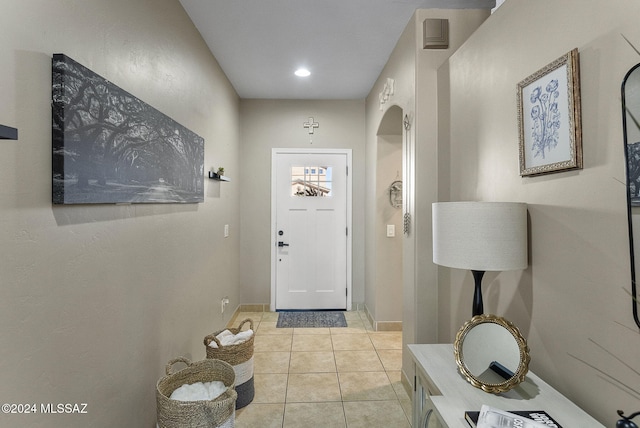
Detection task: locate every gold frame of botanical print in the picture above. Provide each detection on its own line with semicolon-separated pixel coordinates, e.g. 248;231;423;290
517;48;582;176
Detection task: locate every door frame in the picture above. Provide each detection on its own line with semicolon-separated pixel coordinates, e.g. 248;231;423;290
270;148;353;311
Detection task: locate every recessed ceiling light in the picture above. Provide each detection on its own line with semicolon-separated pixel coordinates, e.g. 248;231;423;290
295;68;311;77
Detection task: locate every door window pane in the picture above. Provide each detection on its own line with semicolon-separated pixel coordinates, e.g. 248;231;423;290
291;166;332;197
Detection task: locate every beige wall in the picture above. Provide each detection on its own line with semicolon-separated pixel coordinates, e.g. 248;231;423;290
0;1;240;426
375;131;403;323
365;8;490;388
365;14;417;382
238;99;366;305
413;7;491;343
443;0;640;424
365;105;405;327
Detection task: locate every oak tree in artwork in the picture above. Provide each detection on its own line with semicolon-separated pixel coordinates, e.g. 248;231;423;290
52;54;204;204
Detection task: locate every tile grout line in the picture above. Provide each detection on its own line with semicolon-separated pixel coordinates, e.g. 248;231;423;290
332;332;349;427
234;311;407;428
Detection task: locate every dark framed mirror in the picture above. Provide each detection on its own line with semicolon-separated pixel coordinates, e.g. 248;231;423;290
621;62;640;329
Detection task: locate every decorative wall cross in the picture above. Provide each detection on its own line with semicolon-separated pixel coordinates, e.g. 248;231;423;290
303;117;319;134
379;77;395;111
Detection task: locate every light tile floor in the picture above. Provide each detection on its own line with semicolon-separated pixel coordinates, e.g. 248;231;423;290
230;311;411;428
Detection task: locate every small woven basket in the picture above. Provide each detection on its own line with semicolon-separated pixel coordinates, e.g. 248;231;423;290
204;319;255;409
204;319;254;364
156;357;237;428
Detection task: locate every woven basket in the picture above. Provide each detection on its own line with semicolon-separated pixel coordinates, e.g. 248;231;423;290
156;357;237;428
204;319;254;409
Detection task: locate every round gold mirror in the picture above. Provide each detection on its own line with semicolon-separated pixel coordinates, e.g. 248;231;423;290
454;314;530;394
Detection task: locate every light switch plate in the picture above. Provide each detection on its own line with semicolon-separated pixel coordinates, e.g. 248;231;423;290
387;224;395;237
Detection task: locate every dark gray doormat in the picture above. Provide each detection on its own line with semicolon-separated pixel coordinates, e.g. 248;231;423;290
276;311;347;328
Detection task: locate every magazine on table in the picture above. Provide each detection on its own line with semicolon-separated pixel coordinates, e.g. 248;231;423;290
471;405;560;428
465;407;562;428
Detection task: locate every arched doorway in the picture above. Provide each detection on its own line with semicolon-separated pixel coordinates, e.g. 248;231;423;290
370;105;404;328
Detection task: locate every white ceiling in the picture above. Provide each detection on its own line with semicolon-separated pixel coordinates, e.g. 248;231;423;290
179;0;496;100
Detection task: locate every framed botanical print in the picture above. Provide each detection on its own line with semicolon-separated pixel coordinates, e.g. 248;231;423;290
517;49;582;176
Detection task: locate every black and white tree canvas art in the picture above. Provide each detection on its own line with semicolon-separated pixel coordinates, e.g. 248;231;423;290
52;54;204;204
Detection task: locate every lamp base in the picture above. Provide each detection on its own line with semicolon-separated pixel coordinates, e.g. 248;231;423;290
472;270;485;316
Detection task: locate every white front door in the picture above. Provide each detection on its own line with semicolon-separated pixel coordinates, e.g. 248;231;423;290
271;149;351;310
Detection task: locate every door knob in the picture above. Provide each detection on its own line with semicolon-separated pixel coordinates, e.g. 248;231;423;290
278;241;289;247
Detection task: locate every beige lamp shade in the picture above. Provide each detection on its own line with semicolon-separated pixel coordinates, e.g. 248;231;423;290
432;202;528;271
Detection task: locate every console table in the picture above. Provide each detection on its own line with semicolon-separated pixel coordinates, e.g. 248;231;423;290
408;344;604;427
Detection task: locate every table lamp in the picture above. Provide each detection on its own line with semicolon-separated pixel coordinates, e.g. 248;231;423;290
432;202;528;316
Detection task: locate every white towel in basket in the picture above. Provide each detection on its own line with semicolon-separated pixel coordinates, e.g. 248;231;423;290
169;381;227;401
208;329;254;348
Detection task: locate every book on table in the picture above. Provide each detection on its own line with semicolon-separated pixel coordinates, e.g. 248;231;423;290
465;405;562;428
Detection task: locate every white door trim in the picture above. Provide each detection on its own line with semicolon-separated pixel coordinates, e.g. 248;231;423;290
270;148;353;311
